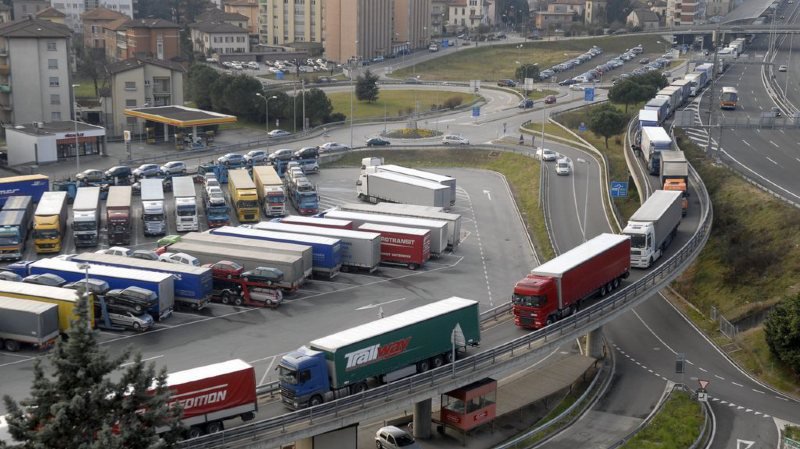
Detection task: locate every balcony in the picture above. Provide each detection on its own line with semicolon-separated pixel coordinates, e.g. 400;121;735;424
0;64;8;75
0;84;10;93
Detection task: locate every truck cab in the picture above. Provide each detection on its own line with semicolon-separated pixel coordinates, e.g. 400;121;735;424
72;209;99;247
174;196;198;231
512;275;556;329
621;222;655;268
142;200;166;236
279;346;330;409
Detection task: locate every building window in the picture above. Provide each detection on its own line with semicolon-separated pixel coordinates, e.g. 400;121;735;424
49;77;59;87
125;99;137;107
124;81;136;90
52;111;62;121
50;94;60;105
47;41;57;51
48;59;58;69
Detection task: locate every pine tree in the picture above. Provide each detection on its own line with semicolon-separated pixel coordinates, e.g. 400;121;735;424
355;69;380;103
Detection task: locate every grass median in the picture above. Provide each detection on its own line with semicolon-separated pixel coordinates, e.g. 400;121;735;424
327;90;478;120
619;390;703;449
326;149;555;261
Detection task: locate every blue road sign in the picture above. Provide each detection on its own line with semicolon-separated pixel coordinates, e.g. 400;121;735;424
472;106;480;117
584;87;595;102
610;181;628;198
579;122;586;132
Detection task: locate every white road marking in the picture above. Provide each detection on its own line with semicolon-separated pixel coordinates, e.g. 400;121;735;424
355;297;408;310
483;189;492;200
742;140;751;147
259;356;277;386
751;389;764;394
715;374;725;380
732;382;744;387
769;140;780;148
699;367;708;372
120;354;163;367
766;157;778;165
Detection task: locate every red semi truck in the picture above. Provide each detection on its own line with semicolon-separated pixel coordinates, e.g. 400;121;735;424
512;233;630;329
162;359;258;439
358;223;430;270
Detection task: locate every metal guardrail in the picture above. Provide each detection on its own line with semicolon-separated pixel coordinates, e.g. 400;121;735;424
178;155;713;448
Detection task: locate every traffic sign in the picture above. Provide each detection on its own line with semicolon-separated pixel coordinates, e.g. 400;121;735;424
472;106;480;117
584;87;595;102
610;181;628;198
578;122;587;133
697;391;708;402
698;379;709;390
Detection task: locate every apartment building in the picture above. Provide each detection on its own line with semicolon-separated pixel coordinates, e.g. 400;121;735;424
258;0;323;46
224;0;259;35
48;0;134;32
0;5;10;23
189;21;250;56
13;0;49;21
0;17;72;126
82;7;126;50
36;6;66;25
103;57;184;136
104;17;180;62
324;0;392;63
448;0;490;31
394;0;431;51
584;0;606;24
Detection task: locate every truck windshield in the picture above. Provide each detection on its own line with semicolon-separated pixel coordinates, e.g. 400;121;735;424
0;230;20;245
627;234;647;249
207;206;229;216
176;205;196;216
144;214;165;222
33;229;60;240
267;193;285;202
297;185;314;193
110;224;128;233
237;200;258;209
73;222;97;231
512;294;545;307
278;365;298;384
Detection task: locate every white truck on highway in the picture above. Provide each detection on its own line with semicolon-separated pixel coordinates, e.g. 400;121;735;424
623;190;683;268
72;186;101;247
356;171;450;209
140;178;166;236
362;159;457;207
172;176;198;232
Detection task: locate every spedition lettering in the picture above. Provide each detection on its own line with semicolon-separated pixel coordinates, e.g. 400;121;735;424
173;390;228;410
382;236;414;245
343;337;411;370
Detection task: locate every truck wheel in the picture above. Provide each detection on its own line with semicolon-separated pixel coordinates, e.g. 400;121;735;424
350;382;368;394
221;292;232;304
445;352;455;364
417;359;430;373
234;296;244;306
187;426;204;439
205;421;223;434
431;355;445;369
612;278;620;289
546;316;556;326
309;395;323;407
599;284;607;297
4;339;19;352
408;263;418;270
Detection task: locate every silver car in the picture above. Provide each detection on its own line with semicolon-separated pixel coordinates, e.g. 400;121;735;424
105;310;154;332
375;426;421;449
160;161;187;175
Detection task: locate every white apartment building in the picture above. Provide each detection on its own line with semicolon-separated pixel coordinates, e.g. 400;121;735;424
189;21;250;56
50;0;134;32
0;17;73;126
258;0;322;45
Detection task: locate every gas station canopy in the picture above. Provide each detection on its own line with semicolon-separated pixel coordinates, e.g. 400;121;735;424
124;105;237;127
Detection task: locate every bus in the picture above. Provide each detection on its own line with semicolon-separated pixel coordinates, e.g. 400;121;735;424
720;87;738;110
33;191;68;254
228;169;260;223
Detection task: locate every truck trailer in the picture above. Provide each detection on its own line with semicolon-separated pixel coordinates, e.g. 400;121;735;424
279;297;481;409
369;164;456;207
140;178;166;236
252;166;286;217
280;215;353;230
638;109;659;130
106;186;132;246
0;209;31;261
204;227;333;278
33;191;68;254
644;97;670;124
28;258;174;320
641;126;673;176
0;175;49;207
358;223;430;269
253;221;381;272
72;186;101;247
173;176;199;232
660;151;689;216
623;190;683;268
356;171;450;209
0;280;91;332
655;85;683;117
336;202;461;249
0;296;60;352
512;233;630;329
71;252;212;311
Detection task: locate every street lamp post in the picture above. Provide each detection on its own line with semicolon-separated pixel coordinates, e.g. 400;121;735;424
256;93;277;133
72;84;81;173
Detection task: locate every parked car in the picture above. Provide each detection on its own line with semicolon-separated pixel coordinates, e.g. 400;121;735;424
244;150;269;164
518;98;535;109
241;266;284;285
570;84;588;91
64;278;110;296
268;129;291;138
537;148;558;161
0;271;21;282
97;246;132;257
268;149;294;162
294;146;319;160
101;309;154;332
203;260;244;278
779;65;788;72
544;95;557;104
558;79;579;86
133;164;161;179
639;58;650;64
217;153;246;166
105;286;158;314
375;426;422;449
23;273;66;287
206;186;226;205
319;142;350;153
76;169;105;183
366;136;391;147
104;166;132;180
158;252;200;266
497;79;517;87
160;161;187;175
556;158;571;175
131;250;160;261
442;134;470;145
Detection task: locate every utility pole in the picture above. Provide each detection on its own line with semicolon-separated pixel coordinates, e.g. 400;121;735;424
706;26;721;161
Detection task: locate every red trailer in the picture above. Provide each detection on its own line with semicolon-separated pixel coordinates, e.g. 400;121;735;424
162;359;258;438
280;215;354;230
358;223;430;270
512;233;630;329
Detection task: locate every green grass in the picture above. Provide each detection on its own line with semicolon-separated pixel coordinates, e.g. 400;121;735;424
619;391;703;449
522;122;582;145
392;35;669;82
787;426;800;440
72;78;100;98
525;89;558;100
326;149;555;261
327;90;477;120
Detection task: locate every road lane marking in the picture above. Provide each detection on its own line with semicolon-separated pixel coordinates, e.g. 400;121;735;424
752;389;764;394
355;297;408;310
769;140;780;148
742;140;751;147
732;382;744;387
259;356;277;386
120;354;163;367
715;374;725;380
699;367;708;372
766;157;778;165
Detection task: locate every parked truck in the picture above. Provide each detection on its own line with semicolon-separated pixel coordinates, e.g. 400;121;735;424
641;126;673;176
72;252;212;311
173;176;199;232
367;163;457;207
358;223;431;269
162;359;257;439
669;79;692;105
0;296;60;352
72;186;101;247
279;297;481;409
684;71;707;96
644;97;670;124
106;186;132;246
203;193;230;229
336;202;461;249
140;178;166;236
27;258;174;320
228;169;260;223
623;190;683;268
0;280;92;332
356;171;450;209
638;109;659;130
0;197;34;260
33;191;68;254
660;151;689;216
206;227;337;278
253;221;381;273
252;166;286;217
324;209;448;257
286;173;319;215
655;85;683;117
280;215;353;230
512;233;631;329
163;240;306;291
0;175;49;207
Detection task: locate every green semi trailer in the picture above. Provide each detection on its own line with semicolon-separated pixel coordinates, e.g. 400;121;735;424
279;297;480;409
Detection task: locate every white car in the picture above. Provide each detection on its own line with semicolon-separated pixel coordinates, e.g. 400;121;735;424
779;65;788;72
319;142;350;153
570;84;587;91
97;246;132;257
159;252;200;266
206;186;226;205
537;148;558;161
205;177;221;192
442;134;470;145
268;129;291;138
556;158;571;175
375;426;421;449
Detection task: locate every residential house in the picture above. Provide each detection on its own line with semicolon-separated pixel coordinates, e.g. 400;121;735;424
584;0;606;24
48;0;134;32
650;1;668;17
35;6;66;25
104;18;180;62
448;0;491;32
189;21;249;56
431;0;448;34
197;8;249;29
666;0;699;25
0;4;12;23
549;0;585;16
223;0;258;36
13;0;49;21
535;10;576;29
626;8;660;29
82;7;126;50
103;57;184;136
324;0;392;63
0;17;73;126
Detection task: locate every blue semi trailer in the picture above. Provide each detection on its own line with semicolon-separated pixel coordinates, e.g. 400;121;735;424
0;175;49;207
